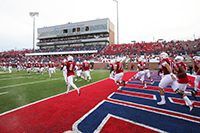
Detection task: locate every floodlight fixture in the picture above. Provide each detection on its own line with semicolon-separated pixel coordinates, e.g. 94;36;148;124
29;12;39;50
113;0;119;44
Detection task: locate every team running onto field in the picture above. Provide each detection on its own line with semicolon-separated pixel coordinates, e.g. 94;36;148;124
108;52;199;112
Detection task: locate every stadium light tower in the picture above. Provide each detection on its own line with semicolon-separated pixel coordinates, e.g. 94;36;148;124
113;0;119;44
29;12;39;50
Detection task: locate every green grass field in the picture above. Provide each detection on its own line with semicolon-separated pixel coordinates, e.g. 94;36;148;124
0;69;110;114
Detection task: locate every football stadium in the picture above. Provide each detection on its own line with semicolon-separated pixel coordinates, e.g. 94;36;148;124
0;0;200;132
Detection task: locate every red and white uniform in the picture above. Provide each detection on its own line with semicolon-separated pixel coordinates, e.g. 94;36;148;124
159;58;179;91
26;62;32;73
48;62;55;77
82;62;90;71
61;62;67;77
8;62;12;74
82;62;91;81
34;62;40;72
76;64;83;77
2;62;7;71
176;62;188;84
66;61;76;77
194;60;200;75
114;62;124;82
24;63;27;69
143;62;151;78
135;61;145;81
194;60;200;91
109;63;115;80
40;63;45;72
65;60;80;95
176;62;188;92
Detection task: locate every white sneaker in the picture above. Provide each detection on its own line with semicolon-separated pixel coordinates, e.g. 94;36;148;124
117;86;122;91
157;101;166;105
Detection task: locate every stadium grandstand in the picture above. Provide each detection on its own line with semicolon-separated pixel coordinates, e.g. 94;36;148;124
0;18;200;68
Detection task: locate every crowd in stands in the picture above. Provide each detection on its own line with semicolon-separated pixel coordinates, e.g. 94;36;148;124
38;34;109;44
0;38;199;64
100;38;200;55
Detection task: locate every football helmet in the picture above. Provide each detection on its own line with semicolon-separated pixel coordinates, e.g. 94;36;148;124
115;58;120;62
193;56;200;62
160;52;168;60
63;59;66;63
68;56;73;61
138;57;143;62
175;56;184;63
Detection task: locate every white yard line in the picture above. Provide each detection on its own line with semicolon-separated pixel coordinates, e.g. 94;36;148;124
0;92;8;95
0;78;62;90
0;76;33;81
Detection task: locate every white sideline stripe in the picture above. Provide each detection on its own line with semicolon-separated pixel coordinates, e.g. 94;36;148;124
0;92;8;95
0;76;32;81
0;78;62;90
0;77;109;116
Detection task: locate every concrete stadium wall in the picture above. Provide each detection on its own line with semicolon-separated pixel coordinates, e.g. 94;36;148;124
93;62;159;70
93;62;192;70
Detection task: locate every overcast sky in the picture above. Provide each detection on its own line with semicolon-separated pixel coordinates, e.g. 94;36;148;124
0;0;200;52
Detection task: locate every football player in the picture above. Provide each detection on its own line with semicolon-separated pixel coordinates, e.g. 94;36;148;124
157;52;194;112
65;56;80;95
114;58;125;91
75;62;85;82
82;60;92;82
192;56;200;94
143;59;154;85
175;56;197;101
134;57;147;89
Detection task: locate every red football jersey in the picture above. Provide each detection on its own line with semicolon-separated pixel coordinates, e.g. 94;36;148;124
137;62;144;71
143;62;149;70
48;63;54;68
27;63;32;68
109;63;114;72
76;64;82;71
194;61;200;75
40;63;45;68
82;62;90;71
176;62;188;83
160;58;175;75
34;63;40;68
115;62;123;73
8;63;12;66
66;61;76;77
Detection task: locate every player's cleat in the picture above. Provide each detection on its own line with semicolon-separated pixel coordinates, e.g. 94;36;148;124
122;80;125;86
75;79;77;82
78;89;81;96
189;102;195;112
157;101;166;105
117;86;122;91
191;90;197;100
151;81;154;85
143;86;147;89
